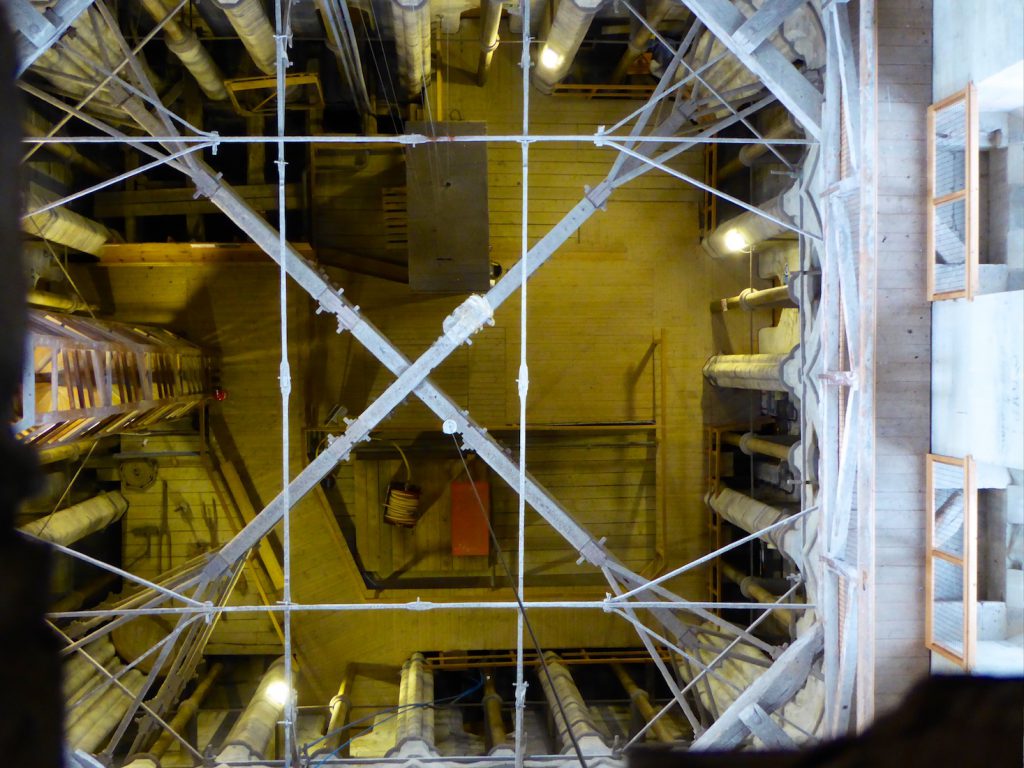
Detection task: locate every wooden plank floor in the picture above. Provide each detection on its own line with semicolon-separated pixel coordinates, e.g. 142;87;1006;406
872;0;933;715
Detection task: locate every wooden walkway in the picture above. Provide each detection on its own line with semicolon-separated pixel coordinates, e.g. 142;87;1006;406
872;0;934;714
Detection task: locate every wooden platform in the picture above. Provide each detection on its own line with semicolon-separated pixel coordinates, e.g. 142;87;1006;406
872;0;934;715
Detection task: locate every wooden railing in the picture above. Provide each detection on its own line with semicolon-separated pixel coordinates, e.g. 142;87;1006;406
925;453;978;668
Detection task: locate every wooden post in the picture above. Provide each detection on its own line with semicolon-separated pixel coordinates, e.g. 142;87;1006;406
184;79;206;240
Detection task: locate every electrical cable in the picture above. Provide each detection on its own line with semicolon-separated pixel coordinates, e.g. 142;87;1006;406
306;671;485;767
364;0;403;129
450;437;590;768
306;671;483;753
359;16;396;128
382;442;421;526
418;20;443;213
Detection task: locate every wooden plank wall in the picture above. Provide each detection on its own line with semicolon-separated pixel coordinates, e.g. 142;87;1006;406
872;0;933;715
347;432;656;580
118;433;282;654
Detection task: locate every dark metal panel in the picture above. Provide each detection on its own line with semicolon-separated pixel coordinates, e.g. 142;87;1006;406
405;121;490;293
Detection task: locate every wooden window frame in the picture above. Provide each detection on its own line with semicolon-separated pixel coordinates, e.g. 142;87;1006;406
924;453;978;669
926;84;979;301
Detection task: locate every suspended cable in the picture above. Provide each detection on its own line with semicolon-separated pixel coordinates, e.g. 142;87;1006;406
20;0;192;166
618;0;796;171
365;0;404;129
357;9;393;121
417;16;444;212
307;672;485;767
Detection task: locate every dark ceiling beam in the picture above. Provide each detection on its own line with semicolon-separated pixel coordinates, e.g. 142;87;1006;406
93;242;408;284
93;183;303;218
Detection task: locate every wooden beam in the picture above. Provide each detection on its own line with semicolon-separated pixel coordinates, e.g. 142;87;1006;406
738;703;796;748
680;0;823;138
93;184;303;218
733;0;809;55
94;243;410;286
854;0;877;730
318;247;409;283
246;116;266;187
183;79;206;241
95;241;316;265
829;1;861;171
691;625;823;750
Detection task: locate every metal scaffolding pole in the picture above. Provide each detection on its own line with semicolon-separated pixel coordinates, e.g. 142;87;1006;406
49;598;812;621
23;133;816;146
22;142;212;220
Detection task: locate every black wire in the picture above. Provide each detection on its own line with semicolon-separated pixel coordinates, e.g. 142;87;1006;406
306;672;485;766
450;436;591;768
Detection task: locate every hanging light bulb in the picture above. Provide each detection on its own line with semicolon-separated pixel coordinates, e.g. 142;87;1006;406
539;47;564;70
723;228;749;253
265;680;290;707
